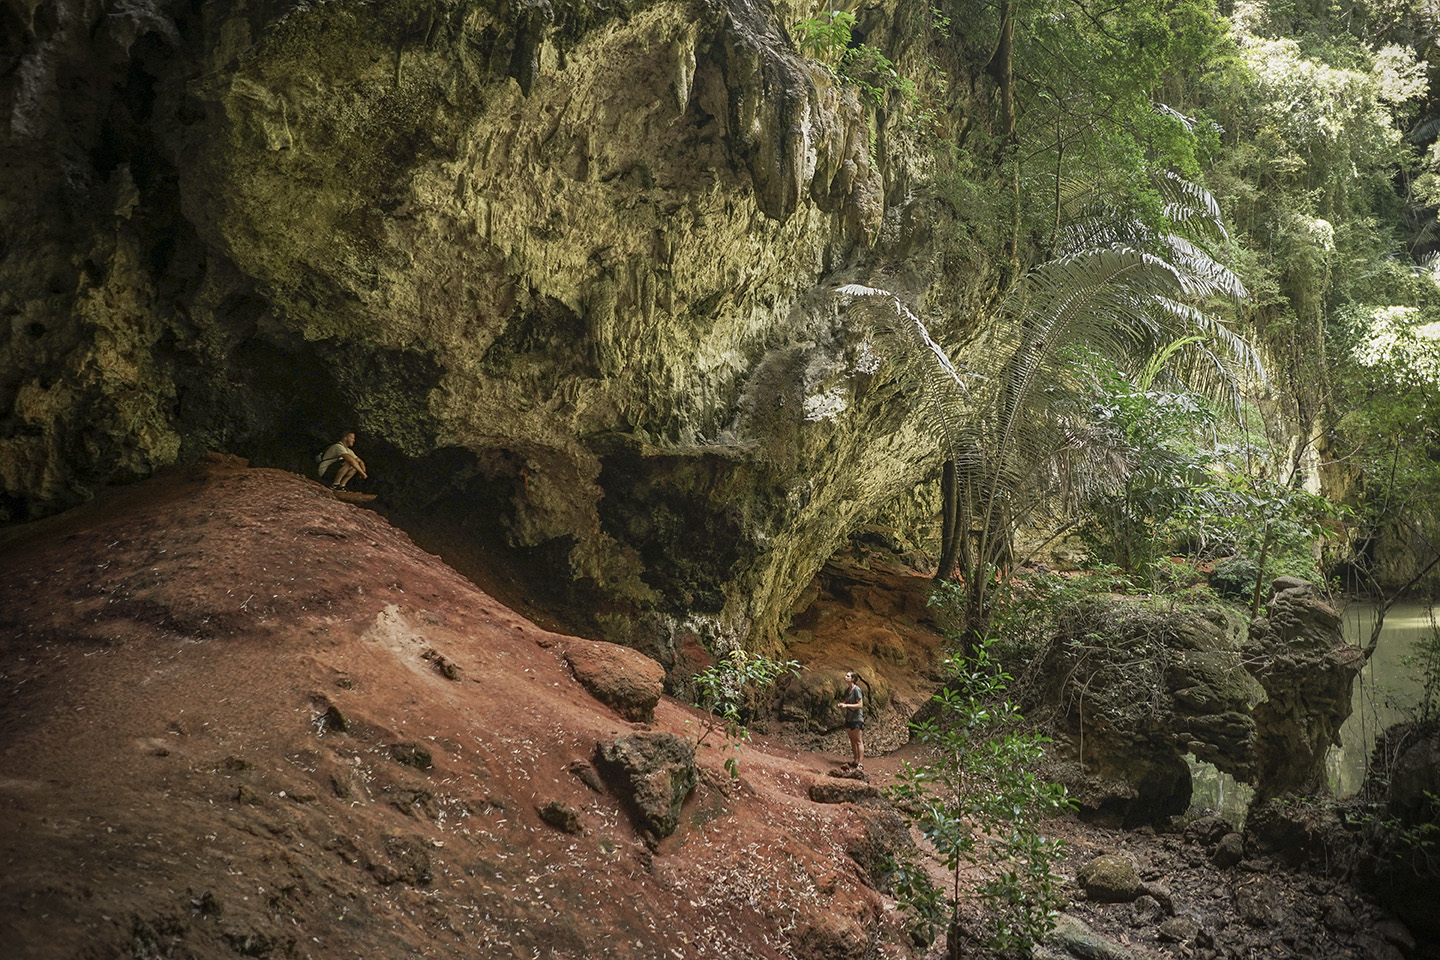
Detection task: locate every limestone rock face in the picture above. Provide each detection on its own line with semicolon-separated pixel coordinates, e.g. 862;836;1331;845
1;0;949;651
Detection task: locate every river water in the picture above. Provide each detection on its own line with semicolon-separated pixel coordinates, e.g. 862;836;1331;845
1187;599;1435;819
1332;600;1435;796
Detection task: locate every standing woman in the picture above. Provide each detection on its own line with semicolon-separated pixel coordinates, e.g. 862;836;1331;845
837;670;865;771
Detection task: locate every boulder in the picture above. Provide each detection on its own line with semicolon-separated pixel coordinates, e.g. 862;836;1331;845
1245;578;1364;799
1156;915;1202;943
537;801;583;834
1031;599;1259;825
1353;723;1440;950
1212;832;1245;868
840;806;915;892
595;733;697;839
809;780;881;804
1077;854;1143;903
1045;913;1168;960
1386;723;1440;822
1032;582;1372;823
1131;894;1164;923
1245;795;1348;867
1183;814;1233;846
564;641;666;723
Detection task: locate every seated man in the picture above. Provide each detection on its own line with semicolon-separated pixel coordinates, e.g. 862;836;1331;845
317;432;368;490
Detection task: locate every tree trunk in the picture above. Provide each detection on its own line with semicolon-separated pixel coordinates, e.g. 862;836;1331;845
935;459;961;582
1249;523;1273;618
947;917;966;960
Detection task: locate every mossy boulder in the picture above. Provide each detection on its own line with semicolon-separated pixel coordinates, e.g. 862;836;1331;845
1077;854;1143;903
1031;598;1260;825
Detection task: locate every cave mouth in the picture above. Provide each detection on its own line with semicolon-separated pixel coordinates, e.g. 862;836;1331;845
371;444;612;640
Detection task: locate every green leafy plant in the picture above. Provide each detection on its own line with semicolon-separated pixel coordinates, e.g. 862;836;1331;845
883;852;946;946
792;11;914;109
887;636;1074;955
1072;351;1221;575
963;566;1136;673
1168;467;1345;614
691;650;800;779
842;173;1261;648
793;10;855;63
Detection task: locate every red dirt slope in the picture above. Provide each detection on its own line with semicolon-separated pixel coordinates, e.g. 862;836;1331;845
0;456;907;960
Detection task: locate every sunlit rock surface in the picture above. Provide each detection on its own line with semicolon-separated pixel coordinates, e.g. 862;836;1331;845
1;0;949;648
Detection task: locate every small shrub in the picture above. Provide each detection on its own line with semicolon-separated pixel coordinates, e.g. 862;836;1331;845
691;650;800;778
887;636;1073;954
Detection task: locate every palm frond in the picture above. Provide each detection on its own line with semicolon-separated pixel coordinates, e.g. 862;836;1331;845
836;284;981;465
836;284;973;395
1154;170;1230;244
1161;235;1246;302
834;172;1263;626
1411;116;1440;144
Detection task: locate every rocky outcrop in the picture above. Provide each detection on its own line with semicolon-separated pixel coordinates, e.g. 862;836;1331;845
1245;577;1364;800
1032;598;1261;825
1385;722;1440;824
1356;721;1440;949
1;0;958;655
1032;580;1369;823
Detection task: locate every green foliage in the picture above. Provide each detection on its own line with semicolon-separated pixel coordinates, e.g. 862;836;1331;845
690;650;800;779
1200;24;1428;475
1332;304;1440;592
961;567;1135;665
887;636;1073;954
1074;353;1222;574
919;0;1228;248
793;10;855;62
845;173;1261;643
1170;469;1343;593
1405;612;1440;725
1062;342;1352;599
882;853;946;946
789;10;921;110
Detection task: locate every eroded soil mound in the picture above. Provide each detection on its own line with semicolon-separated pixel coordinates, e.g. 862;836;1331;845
0;457;905;959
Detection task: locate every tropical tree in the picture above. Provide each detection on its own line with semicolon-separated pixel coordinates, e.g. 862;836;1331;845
844;175;1262;645
1333;302;1440;609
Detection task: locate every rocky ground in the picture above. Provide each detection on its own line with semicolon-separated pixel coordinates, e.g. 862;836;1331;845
1044;816;1422;960
0;458;1429;960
